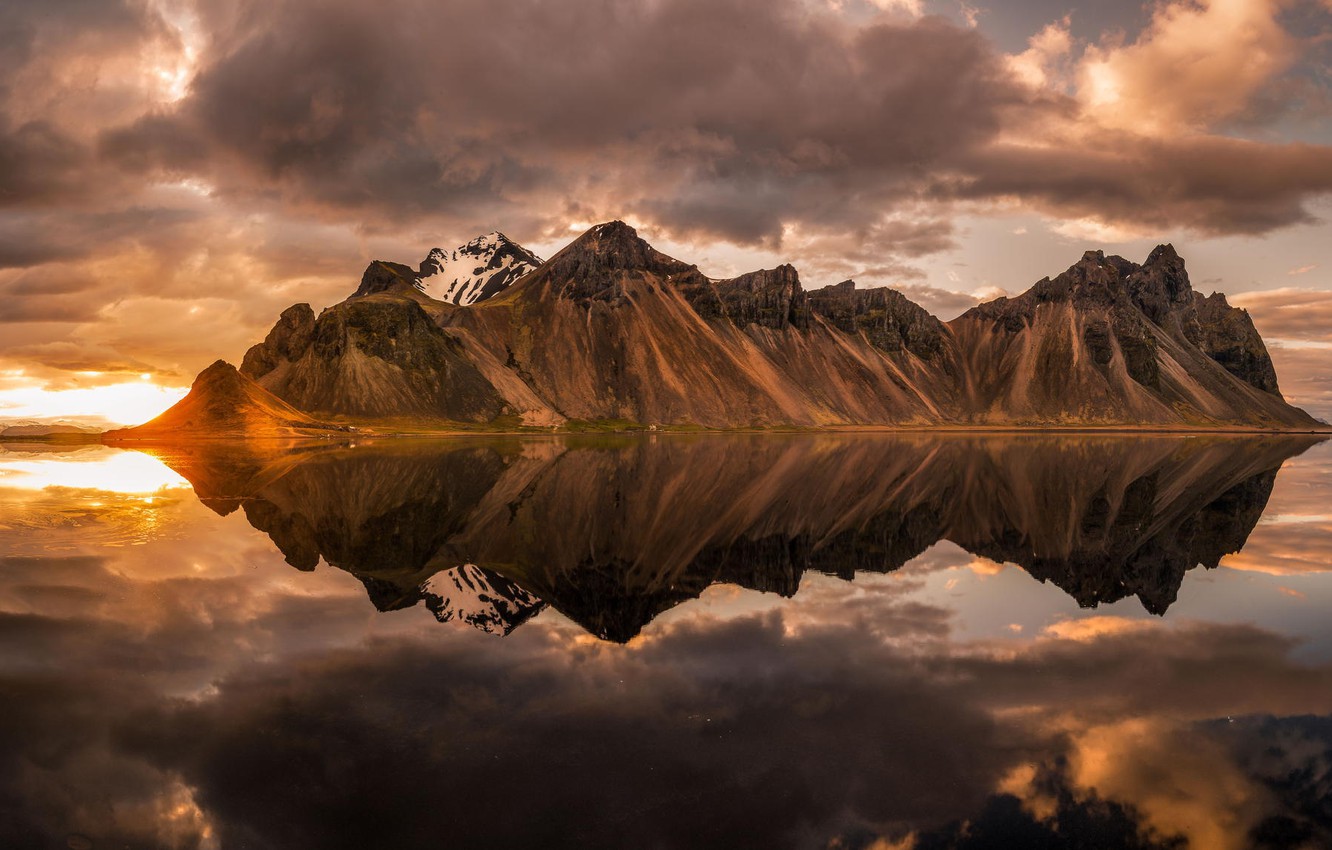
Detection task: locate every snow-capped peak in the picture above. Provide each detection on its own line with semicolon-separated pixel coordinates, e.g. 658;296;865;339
420;564;545;636
415;231;543;306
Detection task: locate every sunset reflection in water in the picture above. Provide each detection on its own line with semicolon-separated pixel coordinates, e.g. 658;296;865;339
1;434;1330;850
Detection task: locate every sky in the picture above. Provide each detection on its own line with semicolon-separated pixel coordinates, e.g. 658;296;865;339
1;0;1331;424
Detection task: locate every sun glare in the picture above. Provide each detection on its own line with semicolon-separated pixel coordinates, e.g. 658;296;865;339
0;381;188;427
0;450;190;494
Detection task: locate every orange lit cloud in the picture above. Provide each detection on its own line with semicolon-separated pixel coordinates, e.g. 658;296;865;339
1042;615;1155;642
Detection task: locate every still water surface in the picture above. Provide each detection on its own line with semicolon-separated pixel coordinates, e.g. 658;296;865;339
2;434;1331;849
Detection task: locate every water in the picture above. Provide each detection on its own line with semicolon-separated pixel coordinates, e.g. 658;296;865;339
2;434;1330;849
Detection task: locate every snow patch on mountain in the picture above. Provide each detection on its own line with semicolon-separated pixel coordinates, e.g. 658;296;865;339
416;231;543;306
421;564;545;636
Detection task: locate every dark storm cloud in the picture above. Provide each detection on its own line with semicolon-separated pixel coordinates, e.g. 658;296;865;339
84;0;1332;252
0;208;204;270
0;0;174;210
950;135;1332;236
0;120;90;208
101;0;1037;247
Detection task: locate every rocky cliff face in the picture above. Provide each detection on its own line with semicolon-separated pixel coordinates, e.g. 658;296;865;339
949;245;1313;427
676;264;812;331
806;279;948;359
204;221;1318;434
1193;290;1281;395
240;286;509;422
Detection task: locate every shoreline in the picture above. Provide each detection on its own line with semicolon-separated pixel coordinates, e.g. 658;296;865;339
9;423;1330;448
84;422;1332;445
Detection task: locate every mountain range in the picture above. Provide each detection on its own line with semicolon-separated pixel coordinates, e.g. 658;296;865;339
108;222;1322;439
1;420;101;438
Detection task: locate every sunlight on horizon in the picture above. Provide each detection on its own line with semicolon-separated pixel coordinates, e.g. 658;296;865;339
0;380;188;427
0;449;190;494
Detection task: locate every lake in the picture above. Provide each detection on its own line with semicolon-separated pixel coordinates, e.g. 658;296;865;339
2;434;1331;849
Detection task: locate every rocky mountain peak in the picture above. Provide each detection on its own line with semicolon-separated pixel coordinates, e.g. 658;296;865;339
105;359;348;440
1129;243;1194;324
554;220;692;275
241;304;315;380
1145;242;1182;266
354;260;420;298
527;220;698;303
421;564;546;636
193;359;246;392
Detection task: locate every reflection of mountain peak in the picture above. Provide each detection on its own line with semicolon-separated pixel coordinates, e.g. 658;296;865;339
421;564;545;636
149;435;1323;641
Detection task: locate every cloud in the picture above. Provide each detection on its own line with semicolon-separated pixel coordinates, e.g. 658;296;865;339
1288;264;1318;275
1043;615;1154;642
1077;0;1296;134
5;599;1332;848
1265;344;1332;420
1232;287;1332;343
102;0;1029;251
1007;15;1074;90
949;133;1332;236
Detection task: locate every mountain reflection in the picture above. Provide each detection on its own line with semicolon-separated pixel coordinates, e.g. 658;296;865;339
139;434;1324;642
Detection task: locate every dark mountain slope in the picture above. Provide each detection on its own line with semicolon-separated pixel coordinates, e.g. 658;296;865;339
240;262;509;422
948;247;1316;428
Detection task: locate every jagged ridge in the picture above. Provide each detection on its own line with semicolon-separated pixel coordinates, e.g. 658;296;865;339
215;222;1319;434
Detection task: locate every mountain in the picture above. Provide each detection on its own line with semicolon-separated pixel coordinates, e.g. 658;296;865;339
225;222;1322;433
0;420;100;437
143;433;1321;642
103;360;350;441
239;265;512;422
949;246;1305;426
416;231;543;305
438;221;961;427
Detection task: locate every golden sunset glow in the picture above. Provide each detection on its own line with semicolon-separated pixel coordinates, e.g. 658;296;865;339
0;381;188;427
0;450;189;494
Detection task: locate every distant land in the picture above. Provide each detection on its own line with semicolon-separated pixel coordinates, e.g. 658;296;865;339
0;420;103;444
105;222;1325;442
